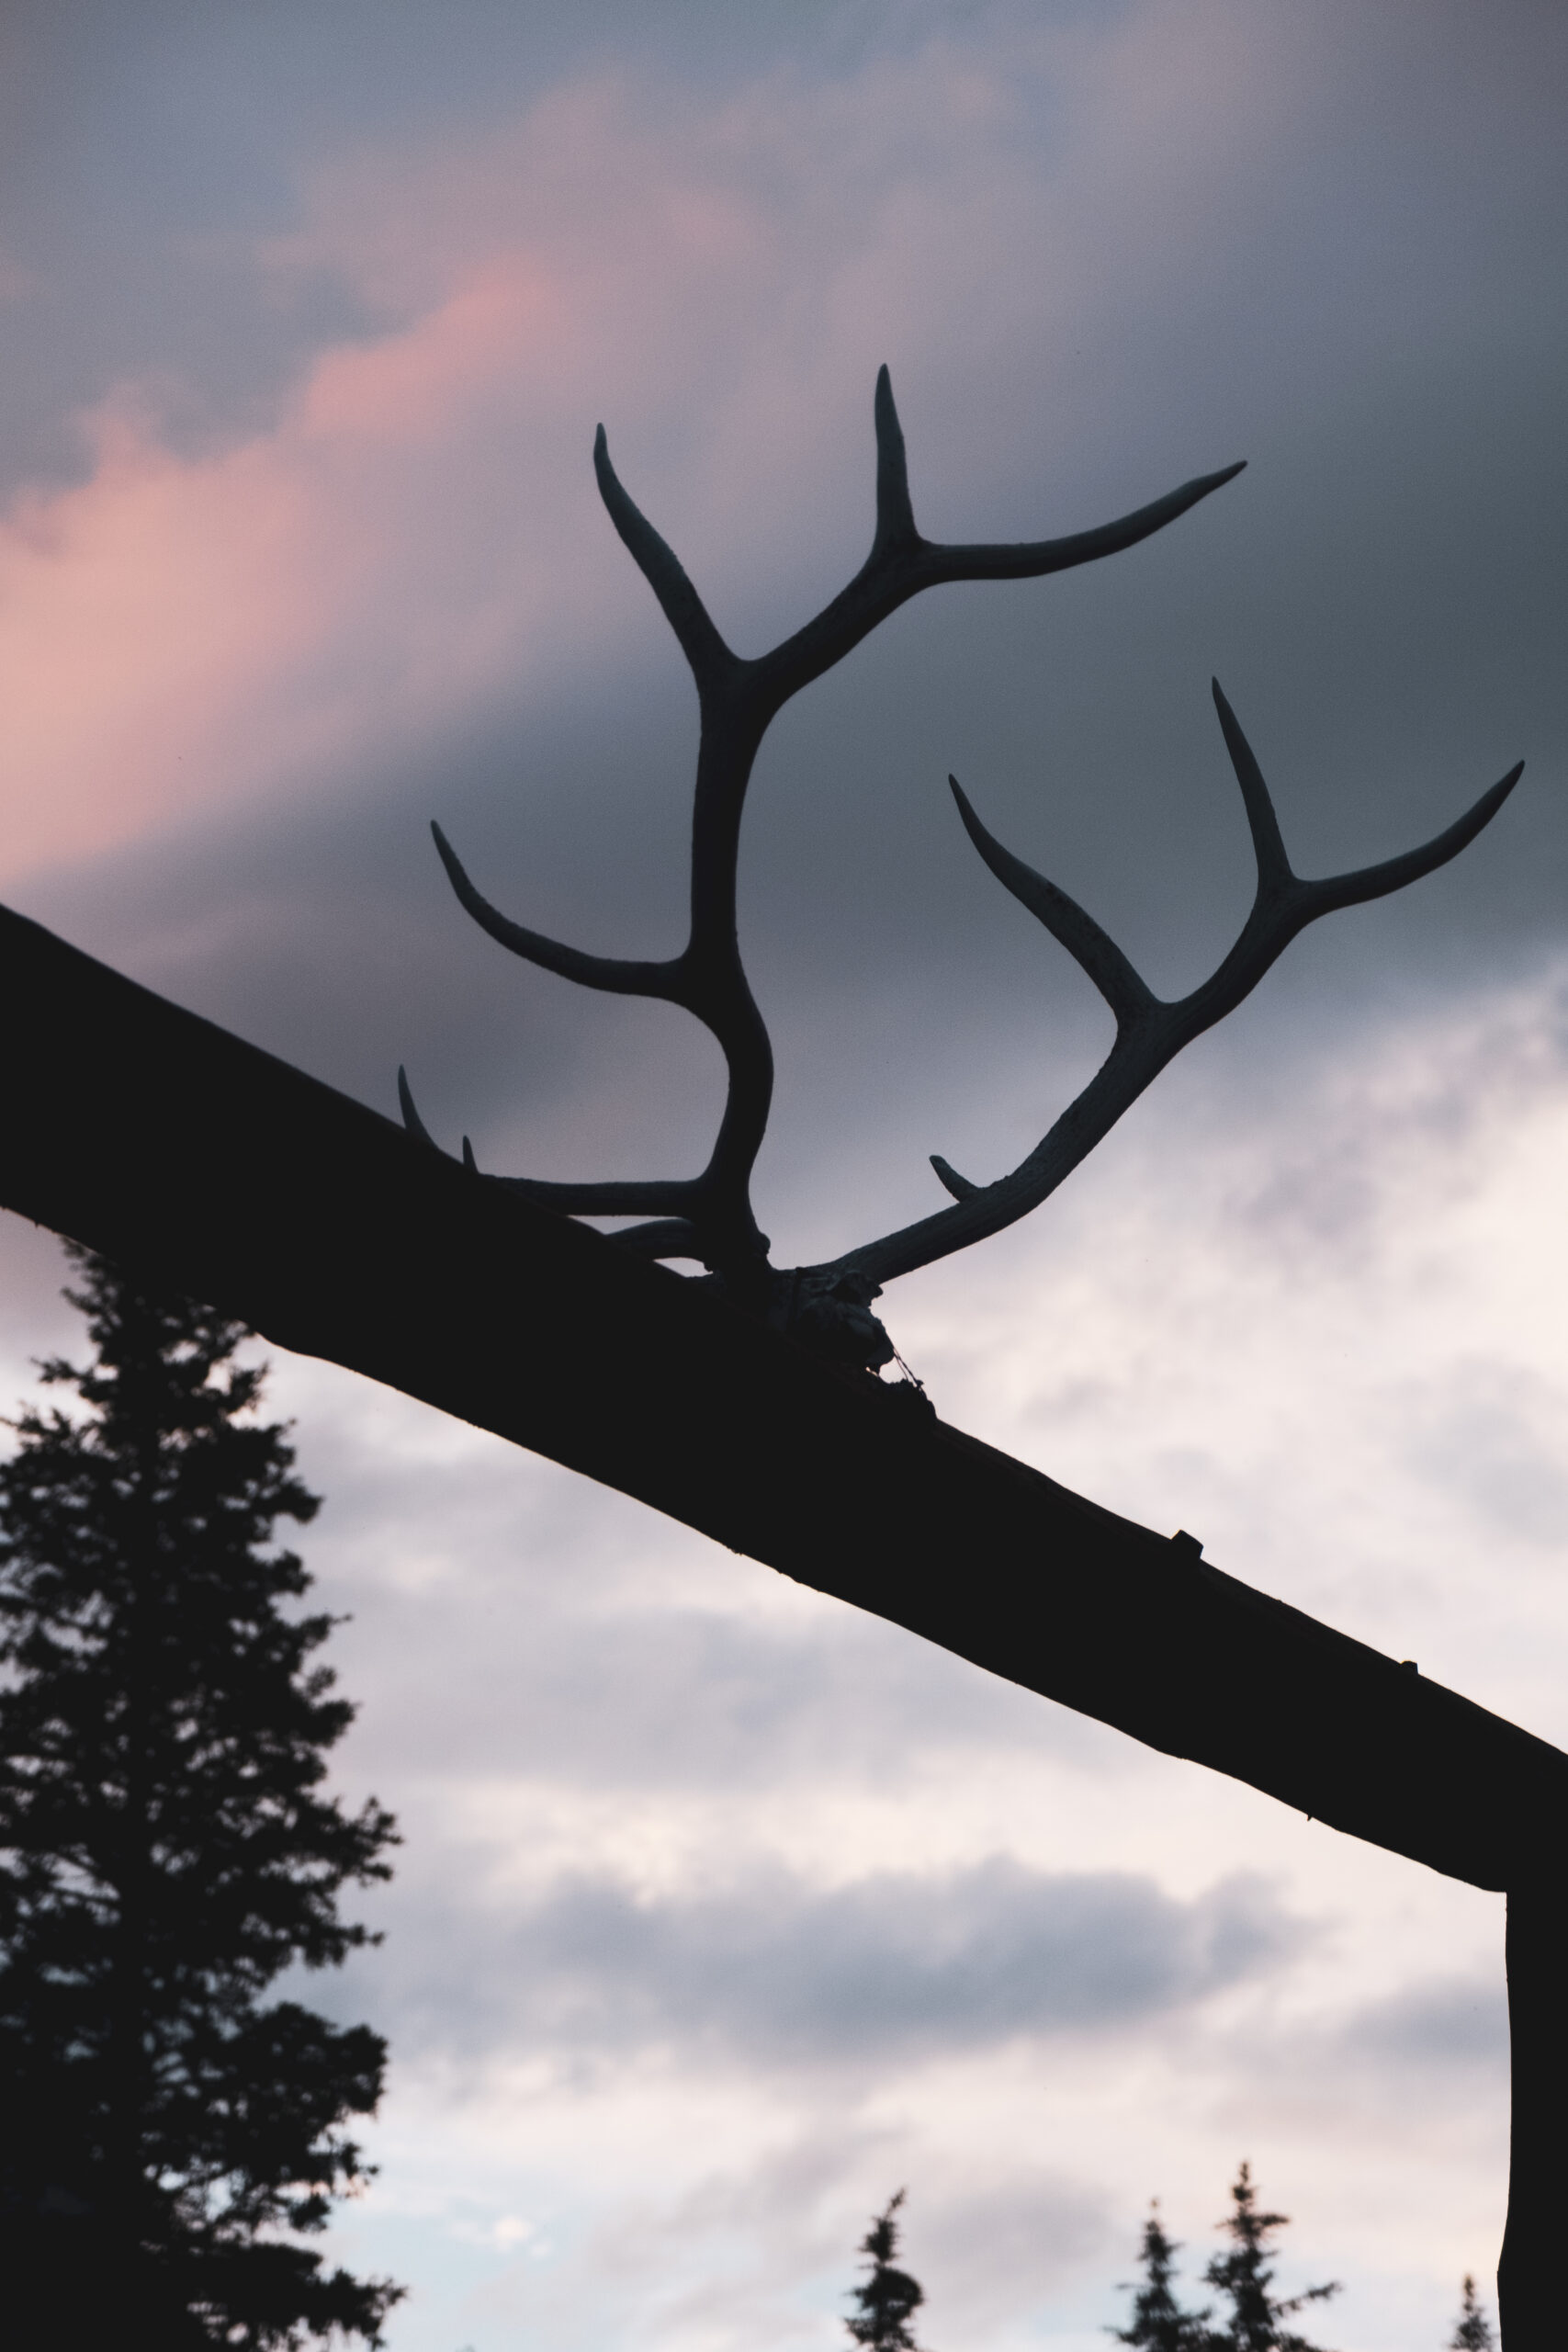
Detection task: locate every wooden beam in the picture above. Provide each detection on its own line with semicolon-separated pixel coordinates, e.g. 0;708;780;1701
0;900;1561;1894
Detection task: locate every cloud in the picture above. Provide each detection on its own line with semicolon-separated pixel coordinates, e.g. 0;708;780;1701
307;1533;1119;1802
6;0;1560;972
888;955;1568;1651
338;1856;1303;2075
1338;1972;1507;2076
1400;1357;1568;1550
0;250;616;876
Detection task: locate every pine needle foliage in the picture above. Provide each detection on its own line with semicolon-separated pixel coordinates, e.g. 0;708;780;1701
1449;2275;1495;2351
848;2190;929;2352
0;1248;400;2348
1201;2164;1338;2352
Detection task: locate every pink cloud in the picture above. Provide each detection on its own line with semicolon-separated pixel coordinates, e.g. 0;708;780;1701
0;253;618;880
0;3;1345;886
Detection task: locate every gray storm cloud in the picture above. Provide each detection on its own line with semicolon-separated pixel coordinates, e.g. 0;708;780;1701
330;1858;1302;2071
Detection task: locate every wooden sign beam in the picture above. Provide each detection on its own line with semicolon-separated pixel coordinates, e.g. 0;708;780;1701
0;899;1558;2339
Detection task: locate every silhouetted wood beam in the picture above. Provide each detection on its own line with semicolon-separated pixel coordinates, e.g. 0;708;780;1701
0;899;1562;1882
0;899;1558;2340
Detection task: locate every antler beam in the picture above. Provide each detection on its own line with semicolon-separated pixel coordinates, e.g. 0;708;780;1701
401;371;1243;1287
403;375;1517;1369
820;684;1521;1290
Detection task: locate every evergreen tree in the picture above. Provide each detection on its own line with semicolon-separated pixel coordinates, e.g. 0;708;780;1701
1449;2275;1495;2351
1112;2202;1211;2351
847;2190;929;2352
0;1247;400;2348
1202;2165;1337;2352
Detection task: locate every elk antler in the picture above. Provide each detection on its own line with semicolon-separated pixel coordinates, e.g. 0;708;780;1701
400;369;1244;1292
807;682;1522;1295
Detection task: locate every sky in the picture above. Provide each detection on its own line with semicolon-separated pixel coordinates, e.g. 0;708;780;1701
1;1;1565;2345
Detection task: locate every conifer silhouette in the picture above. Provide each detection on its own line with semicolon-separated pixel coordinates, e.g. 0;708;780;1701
848;2189;929;2352
1201;2164;1337;2352
1112;2202;1211;2350
0;1248;400;2347
1449;2274;1495;2350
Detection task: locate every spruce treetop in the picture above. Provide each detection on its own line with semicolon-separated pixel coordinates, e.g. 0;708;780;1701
1202;2164;1338;2352
1111;2202;1211;2351
1449;2275;1495;2351
848;2189;930;2352
1114;2167;1339;2352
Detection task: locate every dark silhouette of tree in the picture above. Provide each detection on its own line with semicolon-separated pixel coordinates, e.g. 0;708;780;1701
1112;2202;1212;2350
0;1247;400;2348
847;2189;929;2352
1201;2164;1337;2352
1449;2274;1495;2350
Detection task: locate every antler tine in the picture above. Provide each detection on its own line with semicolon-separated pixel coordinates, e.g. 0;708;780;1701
923;775;1158;1206
930;1154;980;1202
398;1061;702;1221
1209;684;1521;933
947;775;1156;1030
871;365;918;559
397;1066;439;1149
1289;760;1524;923
431;822;685;1001
1212;681;1292;899
592;426;739;699
752;373;1244;711
921;459;1248;589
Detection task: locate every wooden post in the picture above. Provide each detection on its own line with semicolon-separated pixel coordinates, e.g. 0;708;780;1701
1500;1877;1568;2345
